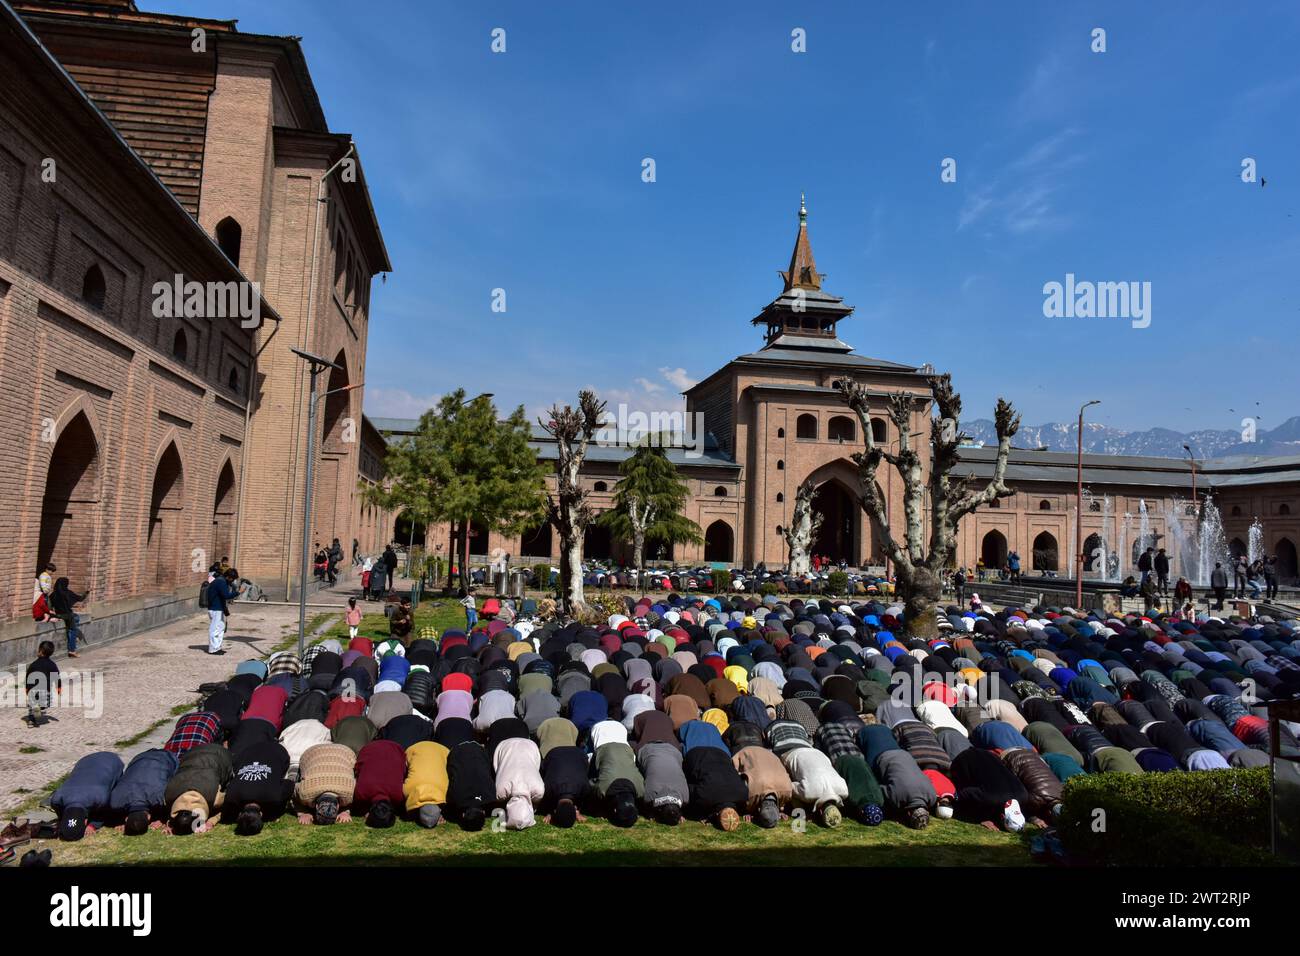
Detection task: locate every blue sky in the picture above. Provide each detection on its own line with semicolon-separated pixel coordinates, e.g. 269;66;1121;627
165;0;1300;434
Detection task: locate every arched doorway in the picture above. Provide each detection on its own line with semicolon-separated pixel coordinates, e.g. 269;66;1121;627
212;459;236;566
1277;538;1297;583
148;442;185;589
468;519;489;557
981;530;1007;571
394;513;426;549
810;481;856;565
519;522;552;559
1032;531;1059;572
1082;533;1102;572
38;411;100;589
1229;538;1247;560
703;520;734;563
584;522;612;561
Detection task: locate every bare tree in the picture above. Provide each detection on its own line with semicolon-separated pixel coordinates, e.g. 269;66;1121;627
539;389;607;612
838;373;1020;632
783;480;824;575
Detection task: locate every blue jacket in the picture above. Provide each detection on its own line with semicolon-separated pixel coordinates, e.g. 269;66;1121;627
109;748;179;815
207;577;233;615
51;751;124;814
678;720;729;755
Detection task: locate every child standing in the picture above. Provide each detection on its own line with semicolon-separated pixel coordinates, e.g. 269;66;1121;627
345;597;362;640
459;590;477;630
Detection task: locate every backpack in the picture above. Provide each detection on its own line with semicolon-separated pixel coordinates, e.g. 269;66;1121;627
198;581;210;609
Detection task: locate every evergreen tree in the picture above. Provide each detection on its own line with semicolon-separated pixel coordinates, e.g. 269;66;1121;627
363;389;548;591
598;438;702;572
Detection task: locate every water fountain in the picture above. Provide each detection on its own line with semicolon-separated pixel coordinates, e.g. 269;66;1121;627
1160;497;1198;585
1197;498;1232;587
1118;511;1132;579
1137;499;1153;567
1249;518;1265;564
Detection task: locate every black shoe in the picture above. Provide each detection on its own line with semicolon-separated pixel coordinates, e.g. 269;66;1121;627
19;848;51;867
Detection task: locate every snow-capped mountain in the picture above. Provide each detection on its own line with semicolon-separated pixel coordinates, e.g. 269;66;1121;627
960;416;1300;459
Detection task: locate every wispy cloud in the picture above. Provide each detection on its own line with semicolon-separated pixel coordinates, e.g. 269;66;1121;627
958;128;1085;236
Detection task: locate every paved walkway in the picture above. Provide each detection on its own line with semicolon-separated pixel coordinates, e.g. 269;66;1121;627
0;602;312;817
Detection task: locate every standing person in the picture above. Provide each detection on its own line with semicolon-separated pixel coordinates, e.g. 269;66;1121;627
1137;547;1154;587
345;598;362;640
25;640;59;727
383;544;398;591
952;567;966;605
32;562;55;622
1210;562;1228;611
49;577;87;658
976;558;986;582
1264;556;1279;601
1154;548;1170;597
205;568;237;655
352;538;360;566
460;590;477;631
1007;551;1021;584
1233;554;1248;599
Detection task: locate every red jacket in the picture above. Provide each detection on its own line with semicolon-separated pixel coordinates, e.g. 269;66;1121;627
353;739;407;808
243;685;288;733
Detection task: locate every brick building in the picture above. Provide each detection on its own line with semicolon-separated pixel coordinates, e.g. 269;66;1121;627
392;200;1299;585
0;0;390;666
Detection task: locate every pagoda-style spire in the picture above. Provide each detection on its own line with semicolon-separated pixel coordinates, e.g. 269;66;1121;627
779;192;822;291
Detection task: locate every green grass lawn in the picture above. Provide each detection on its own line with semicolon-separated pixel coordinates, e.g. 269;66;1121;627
48;812;1033;867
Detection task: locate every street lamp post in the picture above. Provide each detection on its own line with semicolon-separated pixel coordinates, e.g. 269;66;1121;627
1076;400;1101;609
290;347;363;660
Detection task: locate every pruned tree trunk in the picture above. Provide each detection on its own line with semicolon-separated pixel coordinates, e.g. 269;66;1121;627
541;390;607;614
459;520;470;592
783;480;823;575
838;373;1019;634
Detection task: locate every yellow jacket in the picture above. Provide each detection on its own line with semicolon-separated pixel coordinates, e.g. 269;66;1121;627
404;741;449;812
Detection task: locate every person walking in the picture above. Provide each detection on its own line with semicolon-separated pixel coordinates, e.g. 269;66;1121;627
205;568;237;655
1209;562;1228;611
25;640;59;727
49;577;87;658
1154;548;1170;597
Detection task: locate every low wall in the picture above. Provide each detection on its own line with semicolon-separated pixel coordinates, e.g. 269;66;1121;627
0;588;201;670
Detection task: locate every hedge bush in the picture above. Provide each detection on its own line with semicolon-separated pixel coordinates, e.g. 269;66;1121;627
825;571;849;595
759;582;779;597
1057;767;1273;866
532;563;553;592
